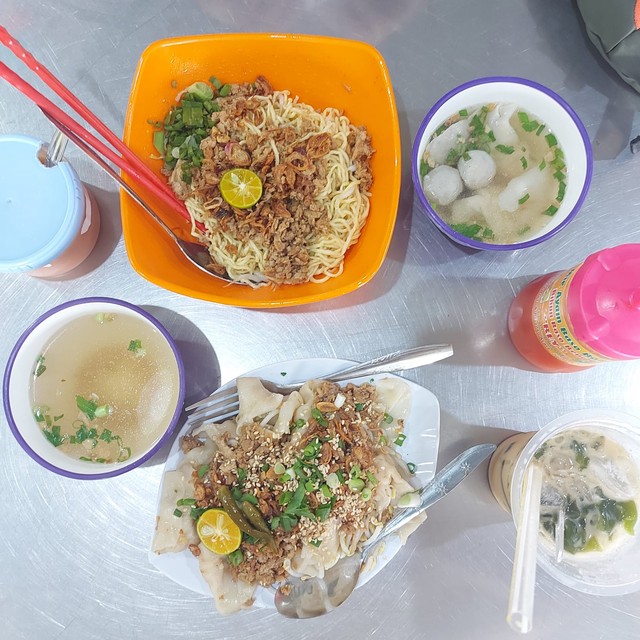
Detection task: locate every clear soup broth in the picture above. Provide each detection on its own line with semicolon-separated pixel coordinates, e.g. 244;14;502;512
30;312;180;464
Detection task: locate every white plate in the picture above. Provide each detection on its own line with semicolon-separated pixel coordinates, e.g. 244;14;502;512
149;357;440;607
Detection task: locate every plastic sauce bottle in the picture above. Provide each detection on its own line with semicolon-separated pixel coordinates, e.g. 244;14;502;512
508;244;640;372
0;134;100;277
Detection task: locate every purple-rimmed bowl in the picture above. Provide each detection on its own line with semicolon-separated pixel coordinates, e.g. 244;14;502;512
411;76;593;250
3;297;185;480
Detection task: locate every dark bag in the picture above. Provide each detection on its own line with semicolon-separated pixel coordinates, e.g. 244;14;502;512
577;0;640;93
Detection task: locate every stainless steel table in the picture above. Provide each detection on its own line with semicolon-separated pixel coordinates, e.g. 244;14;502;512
2;1;640;639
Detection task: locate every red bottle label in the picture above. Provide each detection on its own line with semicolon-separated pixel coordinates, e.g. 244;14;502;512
531;268;612;366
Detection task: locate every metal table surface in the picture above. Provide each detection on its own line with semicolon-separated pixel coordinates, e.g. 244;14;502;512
1;1;640;639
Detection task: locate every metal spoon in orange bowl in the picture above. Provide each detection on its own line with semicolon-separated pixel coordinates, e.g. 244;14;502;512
274;443;497;619
41;111;234;284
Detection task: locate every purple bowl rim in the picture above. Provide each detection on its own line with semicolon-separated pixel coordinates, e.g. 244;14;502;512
410;75;594;251
2;297;186;480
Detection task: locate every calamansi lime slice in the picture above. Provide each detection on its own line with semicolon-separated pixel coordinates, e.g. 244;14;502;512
219;168;263;209
196;508;242;555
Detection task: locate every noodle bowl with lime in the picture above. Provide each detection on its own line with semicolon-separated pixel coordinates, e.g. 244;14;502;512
152;76;374;287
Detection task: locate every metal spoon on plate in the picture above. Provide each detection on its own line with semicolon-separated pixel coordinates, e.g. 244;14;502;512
274;443;497;619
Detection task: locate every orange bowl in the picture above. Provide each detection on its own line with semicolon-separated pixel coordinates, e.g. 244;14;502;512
122;33;401;308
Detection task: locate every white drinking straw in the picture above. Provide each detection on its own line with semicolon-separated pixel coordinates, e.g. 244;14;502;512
507;462;543;634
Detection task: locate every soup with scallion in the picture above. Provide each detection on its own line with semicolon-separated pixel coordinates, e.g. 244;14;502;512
419;103;567;244
30;312;180;464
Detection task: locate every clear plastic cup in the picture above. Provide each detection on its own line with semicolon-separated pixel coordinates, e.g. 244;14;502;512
488;409;640;595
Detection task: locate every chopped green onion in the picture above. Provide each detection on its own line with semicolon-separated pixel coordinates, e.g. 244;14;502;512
543;205;559;216
309;538;322;547
261;463;270;473
557;182;566;202
383;413;394;424
518;194;530;205
348;478;365;492
350;464;361;480
545;133;557;147
274;462;286;476
152;130;165;155
520;156;528;170
326;473;340;490
366;471;378;486
407;462;417;474
94;404;111;419
209;76;222;90
419;160;431;178
35;355;46;377
539;160;546;171
450;223;482;239
173;508;183;518
495;144;514;154
197;464;209;478
177;498;196;506
320;484;332;498
218;84;231;97
227;549;244;566
394;433;407;446
240;493;258;505
536;123;545;136
311;408;328;427
354;403;364;411
398;491;420;508
458;108;468;117
336;470;346;485
293;418;306;430
128;339;142;352
361;487;372;502
76;395;98;420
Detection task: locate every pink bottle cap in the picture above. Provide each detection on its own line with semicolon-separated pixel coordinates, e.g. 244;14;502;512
567;244;640;360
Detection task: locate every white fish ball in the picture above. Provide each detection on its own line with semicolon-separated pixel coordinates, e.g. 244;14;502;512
422;165;463;206
457;150;496;190
498;167;549;212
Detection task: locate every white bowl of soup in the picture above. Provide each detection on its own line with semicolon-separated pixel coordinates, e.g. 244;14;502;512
412;77;592;250
3;298;185;479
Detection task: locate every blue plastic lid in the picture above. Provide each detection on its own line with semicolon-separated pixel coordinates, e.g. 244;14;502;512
0;134;84;272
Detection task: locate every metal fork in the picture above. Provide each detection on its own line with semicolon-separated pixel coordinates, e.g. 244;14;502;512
185;343;454;428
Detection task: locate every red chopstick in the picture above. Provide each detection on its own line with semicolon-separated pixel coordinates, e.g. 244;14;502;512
0;25;194;227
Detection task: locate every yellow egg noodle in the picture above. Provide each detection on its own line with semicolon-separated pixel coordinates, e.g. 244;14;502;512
185;90;371;287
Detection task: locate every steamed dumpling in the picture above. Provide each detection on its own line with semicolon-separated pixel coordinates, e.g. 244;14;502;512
422;165;463;206
486;103;519;145
425;119;470;165
498;167;552;212
457;150;496;190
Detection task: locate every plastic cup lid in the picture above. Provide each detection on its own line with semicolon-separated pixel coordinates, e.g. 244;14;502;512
568;243;640;359
0;134;84;273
